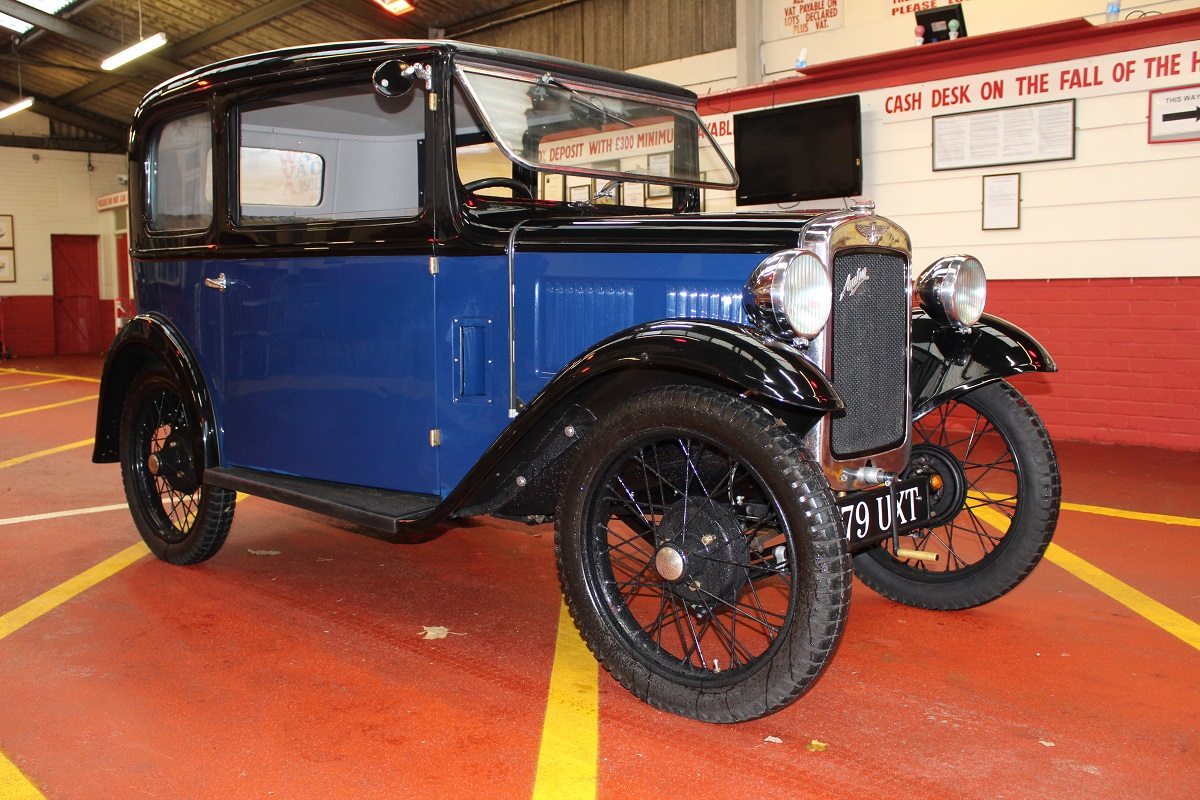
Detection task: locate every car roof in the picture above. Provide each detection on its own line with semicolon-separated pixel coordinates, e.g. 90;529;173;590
136;39;697;118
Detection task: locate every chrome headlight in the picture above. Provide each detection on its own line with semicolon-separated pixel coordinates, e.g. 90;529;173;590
916;255;986;329
743;249;832;341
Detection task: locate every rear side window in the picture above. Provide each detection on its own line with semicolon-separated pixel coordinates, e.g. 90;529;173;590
148;112;212;231
237;81;425;224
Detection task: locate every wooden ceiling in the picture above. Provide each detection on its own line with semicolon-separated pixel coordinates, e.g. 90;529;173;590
0;0;568;152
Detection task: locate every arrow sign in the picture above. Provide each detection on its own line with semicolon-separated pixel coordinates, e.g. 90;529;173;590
1149;84;1200;144
1162;106;1200;123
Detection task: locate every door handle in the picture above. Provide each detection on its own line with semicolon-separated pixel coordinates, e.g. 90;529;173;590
204;273;227;292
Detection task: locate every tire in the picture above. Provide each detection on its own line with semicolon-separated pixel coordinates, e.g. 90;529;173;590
119;365;235;564
555;386;850;723
853;380;1060;610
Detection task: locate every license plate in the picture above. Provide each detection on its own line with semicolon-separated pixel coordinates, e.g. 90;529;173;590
837;477;931;552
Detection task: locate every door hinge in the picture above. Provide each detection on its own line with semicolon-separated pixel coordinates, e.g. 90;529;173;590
429;255;439;275
428;92;438;111
429;428;442;447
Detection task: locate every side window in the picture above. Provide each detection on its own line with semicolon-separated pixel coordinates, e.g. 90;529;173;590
237;81;425;224
148;111;212;231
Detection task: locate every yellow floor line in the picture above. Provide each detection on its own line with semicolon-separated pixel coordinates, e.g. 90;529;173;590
0;439;94;470
531;601;598;800
0;750;45;800
970;504;1200;652
967;490;1200;529
0;367;100;384
1043;543;1200;652
0;394;98;420
0;539;148;800
1061;501;1200;528
0;542;149;641
0;377;71;393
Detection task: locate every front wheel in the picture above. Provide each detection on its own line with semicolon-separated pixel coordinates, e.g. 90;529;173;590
556;386;850;723
853;380;1060;610
120;365;235;564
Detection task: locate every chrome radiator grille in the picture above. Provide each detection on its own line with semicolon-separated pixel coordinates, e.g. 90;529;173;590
829;251;909;457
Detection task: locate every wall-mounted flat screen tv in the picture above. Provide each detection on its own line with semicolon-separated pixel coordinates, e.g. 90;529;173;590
733;96;862;206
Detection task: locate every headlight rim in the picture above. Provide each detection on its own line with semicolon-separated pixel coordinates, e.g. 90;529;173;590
916;254;987;330
743;248;832;342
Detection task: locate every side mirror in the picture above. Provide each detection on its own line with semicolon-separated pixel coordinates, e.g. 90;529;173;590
373;60;431;97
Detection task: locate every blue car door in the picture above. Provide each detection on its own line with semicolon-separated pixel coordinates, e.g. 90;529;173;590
210;72;439;493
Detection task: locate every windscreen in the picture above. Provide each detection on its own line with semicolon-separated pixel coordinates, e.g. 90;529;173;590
457;64;737;190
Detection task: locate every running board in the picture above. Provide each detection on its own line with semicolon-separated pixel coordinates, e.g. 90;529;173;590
205;467;441;536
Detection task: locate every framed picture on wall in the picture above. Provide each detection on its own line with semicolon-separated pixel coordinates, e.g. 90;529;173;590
0;249;14;283
0;215;13;248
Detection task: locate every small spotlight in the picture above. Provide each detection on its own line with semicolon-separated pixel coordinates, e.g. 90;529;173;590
372;0;415;15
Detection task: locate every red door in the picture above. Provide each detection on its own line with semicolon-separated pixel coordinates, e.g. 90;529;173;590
52;234;103;355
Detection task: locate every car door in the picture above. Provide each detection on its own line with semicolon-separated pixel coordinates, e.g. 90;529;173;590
209;68;439;494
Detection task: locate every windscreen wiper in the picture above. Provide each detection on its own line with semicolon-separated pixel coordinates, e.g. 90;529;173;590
538;72;634;129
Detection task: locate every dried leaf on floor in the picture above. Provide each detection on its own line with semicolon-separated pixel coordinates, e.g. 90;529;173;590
806;739;828;753
764;735;783;744
419;625;465;640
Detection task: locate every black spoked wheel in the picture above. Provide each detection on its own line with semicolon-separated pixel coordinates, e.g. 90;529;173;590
853;380;1060;610
557;386;849;722
120;365;235;564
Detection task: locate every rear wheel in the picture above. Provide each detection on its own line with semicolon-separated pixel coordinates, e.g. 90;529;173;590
120;365;235;564
556;386;850;722
853;380;1060;609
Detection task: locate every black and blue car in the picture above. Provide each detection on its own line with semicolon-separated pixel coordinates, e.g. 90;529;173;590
93;40;1061;722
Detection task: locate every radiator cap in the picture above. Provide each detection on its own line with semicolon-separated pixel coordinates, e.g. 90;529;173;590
850;198;875;213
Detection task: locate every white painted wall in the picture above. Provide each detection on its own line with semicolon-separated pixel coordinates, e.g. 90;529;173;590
631;4;1200;279
0;146;127;299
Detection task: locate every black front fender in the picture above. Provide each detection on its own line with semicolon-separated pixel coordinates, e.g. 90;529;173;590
92;313;219;466
443;319;839;518
911;311;1056;418
538;318;842;414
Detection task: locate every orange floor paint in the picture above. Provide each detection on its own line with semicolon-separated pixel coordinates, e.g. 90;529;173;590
1;357;1198;799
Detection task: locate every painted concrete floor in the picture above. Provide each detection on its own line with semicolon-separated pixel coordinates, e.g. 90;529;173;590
1;356;1197;799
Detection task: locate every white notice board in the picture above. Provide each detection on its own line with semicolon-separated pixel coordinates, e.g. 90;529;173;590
933;99;1075;171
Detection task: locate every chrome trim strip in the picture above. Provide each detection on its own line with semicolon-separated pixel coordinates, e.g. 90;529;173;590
505;218;538;418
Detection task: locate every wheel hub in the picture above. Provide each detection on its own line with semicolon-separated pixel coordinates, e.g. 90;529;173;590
654;497;750;607
906;444;967;527
150;430;199;494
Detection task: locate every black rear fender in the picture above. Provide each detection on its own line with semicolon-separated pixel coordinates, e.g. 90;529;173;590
92;313;219;467
911;311;1056;418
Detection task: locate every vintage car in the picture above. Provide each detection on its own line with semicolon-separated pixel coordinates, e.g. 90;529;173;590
93;40;1061;723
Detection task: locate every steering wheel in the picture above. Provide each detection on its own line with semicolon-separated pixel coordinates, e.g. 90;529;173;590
463;177;533;198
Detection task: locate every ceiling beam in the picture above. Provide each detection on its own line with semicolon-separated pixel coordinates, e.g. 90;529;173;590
0;0;181;75
55;0;317;107
0;133;122;153
445;0;584;38
0;82;125;143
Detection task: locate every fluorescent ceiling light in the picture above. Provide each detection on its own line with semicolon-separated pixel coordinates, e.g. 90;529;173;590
0;97;35;120
372;0;415;15
101;31;168;71
0;1;79;36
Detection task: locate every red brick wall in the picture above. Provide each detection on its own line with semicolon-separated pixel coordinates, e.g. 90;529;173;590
988;277;1200;451
0;296;55;358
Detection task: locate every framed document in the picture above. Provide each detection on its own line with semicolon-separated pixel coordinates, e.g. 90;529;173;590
982;173;1020;230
